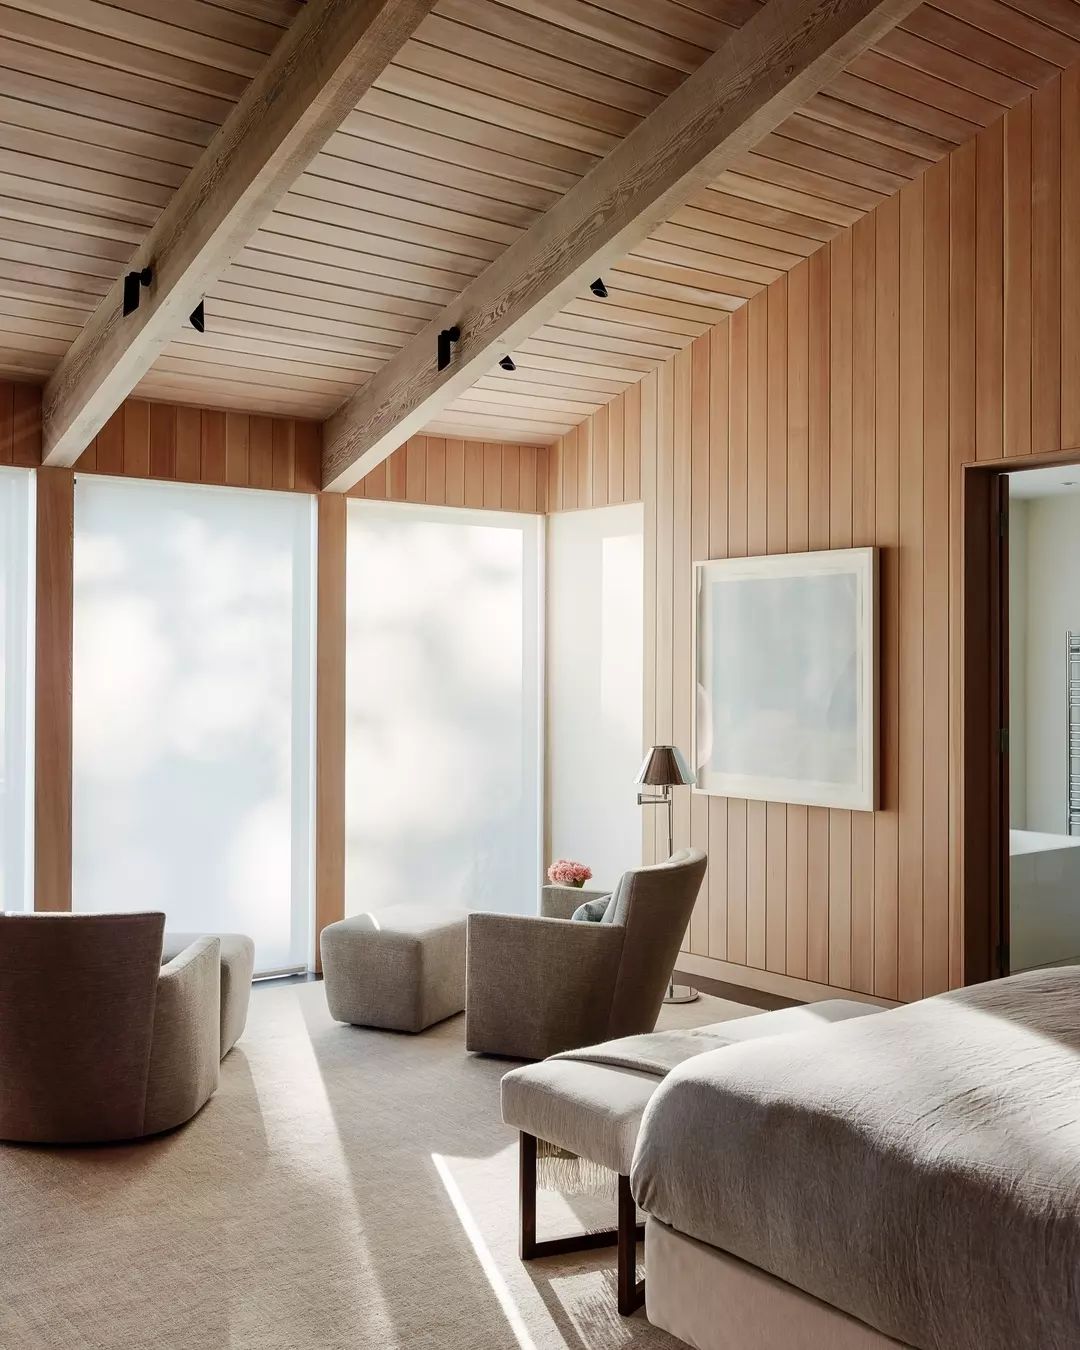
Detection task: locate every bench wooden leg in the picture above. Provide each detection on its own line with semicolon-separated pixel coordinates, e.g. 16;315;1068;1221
617;1172;647;1316
519;1132;645;1316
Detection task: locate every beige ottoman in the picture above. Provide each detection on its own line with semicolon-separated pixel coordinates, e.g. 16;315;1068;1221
162;931;255;1058
320;905;467;1033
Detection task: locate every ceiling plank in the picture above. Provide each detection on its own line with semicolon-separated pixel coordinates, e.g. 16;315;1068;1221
322;0;925;491
40;0;436;465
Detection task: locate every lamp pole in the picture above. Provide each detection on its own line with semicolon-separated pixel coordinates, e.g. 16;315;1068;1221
635;748;698;1005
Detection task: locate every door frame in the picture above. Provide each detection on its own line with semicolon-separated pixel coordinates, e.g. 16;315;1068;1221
963;449;1080;983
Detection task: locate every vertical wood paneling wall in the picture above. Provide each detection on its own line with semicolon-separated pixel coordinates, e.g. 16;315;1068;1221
0;381;40;467
547;68;1080;1005
75;401;323;492
69;397;548;514
352;435;547;513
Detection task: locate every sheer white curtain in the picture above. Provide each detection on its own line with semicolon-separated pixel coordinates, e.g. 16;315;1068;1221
0;467;34;912
72;476;315;974
345;500;543;917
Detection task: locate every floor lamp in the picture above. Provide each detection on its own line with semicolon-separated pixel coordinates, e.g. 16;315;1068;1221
635;745;699;1004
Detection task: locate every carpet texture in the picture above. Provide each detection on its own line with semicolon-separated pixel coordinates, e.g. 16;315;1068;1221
1;979;751;1350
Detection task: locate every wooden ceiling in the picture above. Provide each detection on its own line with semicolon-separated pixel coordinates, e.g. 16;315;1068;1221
0;0;1077;449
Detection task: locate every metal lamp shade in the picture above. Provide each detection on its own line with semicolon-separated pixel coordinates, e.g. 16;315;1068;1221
635;745;693;788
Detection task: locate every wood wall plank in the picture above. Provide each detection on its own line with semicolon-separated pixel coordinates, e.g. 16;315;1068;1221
922;154;952;997
850;212;876;995
34;466;73;912
1031;79;1061;455
897;174;925;1003
315;492;346;971
1062;66;1080;449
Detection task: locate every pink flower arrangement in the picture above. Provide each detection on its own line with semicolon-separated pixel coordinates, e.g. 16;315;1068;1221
547;859;593;888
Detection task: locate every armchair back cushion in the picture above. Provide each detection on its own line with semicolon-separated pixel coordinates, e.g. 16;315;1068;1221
607;849;708;1038
0;912;165;1143
466;849;707;1059
0;912;220;1143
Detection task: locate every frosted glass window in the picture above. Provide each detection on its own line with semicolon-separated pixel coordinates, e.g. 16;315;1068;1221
72;476;315;974
346;501;542;917
0;467;34;912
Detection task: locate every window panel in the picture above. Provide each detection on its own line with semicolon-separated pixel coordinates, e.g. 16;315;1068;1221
345;501;542;917
0;467;34;911
72;476;315;974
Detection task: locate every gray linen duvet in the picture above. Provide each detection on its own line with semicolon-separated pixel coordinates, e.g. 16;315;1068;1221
631;965;1080;1350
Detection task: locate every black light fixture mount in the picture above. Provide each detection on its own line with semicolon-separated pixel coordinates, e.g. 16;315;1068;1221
123;266;153;316
189;300;205;333
590;277;608;299
498;355;516;371
437;325;461;372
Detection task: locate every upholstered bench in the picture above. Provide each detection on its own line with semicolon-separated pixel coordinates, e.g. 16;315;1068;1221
162;930;255;1058
501;1001;879;1316
320;905;467;1033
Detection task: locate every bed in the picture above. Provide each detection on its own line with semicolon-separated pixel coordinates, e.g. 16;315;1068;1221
631;966;1080;1350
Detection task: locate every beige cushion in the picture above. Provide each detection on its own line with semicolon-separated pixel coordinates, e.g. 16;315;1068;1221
502;1058;657;1174
162;931;254;1057
321;906;467;1033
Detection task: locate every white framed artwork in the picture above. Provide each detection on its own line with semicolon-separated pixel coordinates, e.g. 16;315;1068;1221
693;547;878;811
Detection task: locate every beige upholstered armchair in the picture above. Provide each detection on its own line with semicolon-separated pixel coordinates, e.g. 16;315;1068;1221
466;849;707;1060
0;912;221;1144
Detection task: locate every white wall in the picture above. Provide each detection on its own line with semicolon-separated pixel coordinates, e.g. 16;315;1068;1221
546;503;644;891
1008;498;1028;827
1018;492;1080;835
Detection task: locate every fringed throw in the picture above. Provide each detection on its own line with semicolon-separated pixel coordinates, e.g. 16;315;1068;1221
536;1138;618;1198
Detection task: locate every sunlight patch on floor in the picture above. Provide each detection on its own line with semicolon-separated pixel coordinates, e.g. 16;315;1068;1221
432;1151;542;1350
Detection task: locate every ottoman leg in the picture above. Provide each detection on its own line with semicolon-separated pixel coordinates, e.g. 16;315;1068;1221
518;1132;645;1316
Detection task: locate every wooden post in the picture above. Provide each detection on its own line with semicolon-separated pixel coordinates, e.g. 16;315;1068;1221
34;466;74;911
314;491;347;968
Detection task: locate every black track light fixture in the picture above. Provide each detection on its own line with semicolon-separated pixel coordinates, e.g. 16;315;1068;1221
499;355;516;372
190;301;205;333
590;277;608;299
123;266;153;316
437;325;461;372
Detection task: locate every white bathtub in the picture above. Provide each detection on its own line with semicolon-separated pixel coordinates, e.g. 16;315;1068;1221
1010;829;1080;971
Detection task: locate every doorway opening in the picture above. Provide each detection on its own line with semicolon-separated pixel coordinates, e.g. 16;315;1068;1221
1006;464;1080;973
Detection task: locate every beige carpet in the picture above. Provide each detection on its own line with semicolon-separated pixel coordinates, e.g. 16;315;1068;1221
1;981;752;1350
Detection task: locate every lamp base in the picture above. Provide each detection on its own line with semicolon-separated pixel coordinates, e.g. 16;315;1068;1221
663;984;700;1005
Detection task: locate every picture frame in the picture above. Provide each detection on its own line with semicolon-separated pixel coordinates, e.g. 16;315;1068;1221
692;547;878;811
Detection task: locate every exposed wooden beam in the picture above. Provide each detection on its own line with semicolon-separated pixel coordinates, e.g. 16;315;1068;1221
322;0;923;492
41;0;436;466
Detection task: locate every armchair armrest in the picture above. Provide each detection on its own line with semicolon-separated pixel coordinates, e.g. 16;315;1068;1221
143;937;221;1136
540;884;611;920
466;913;624;1060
